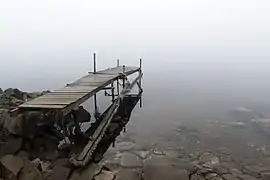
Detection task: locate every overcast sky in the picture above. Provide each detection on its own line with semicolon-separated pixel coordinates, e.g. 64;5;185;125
0;0;270;90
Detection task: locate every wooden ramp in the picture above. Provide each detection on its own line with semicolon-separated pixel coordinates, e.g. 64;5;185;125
18;66;140;115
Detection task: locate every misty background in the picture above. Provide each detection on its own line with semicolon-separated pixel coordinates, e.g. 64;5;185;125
1;0;270;144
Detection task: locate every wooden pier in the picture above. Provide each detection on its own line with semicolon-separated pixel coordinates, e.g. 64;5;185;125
15;56;143;166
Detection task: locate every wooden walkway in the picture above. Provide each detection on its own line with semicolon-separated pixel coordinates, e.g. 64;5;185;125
18;66;140;115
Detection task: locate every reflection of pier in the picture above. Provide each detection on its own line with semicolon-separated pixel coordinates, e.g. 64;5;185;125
15;54;143;166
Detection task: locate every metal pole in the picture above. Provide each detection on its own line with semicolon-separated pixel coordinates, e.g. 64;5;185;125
116;59;120;96
93;53;96;73
93;53;98;117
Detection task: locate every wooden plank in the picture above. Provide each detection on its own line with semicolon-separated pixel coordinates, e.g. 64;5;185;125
19;104;65;109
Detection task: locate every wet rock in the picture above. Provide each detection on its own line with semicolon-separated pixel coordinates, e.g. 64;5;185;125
190;174;206;180
94;170;115;180
205;173;218;179
0;155;24;177
243;165;270;178
69;163;102;180
262;172;270;180
120;152;142;168
133;150;150;159
115;142;135;151
237;174;257;180
19;161;42;180
143;165;189;180
229;169;243;178
199;152;220;169
222;174;239;180
115;168;142;180
46;166;71;180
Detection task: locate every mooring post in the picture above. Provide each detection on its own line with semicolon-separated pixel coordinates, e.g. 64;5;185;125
93;53;98;117
116;59;120;96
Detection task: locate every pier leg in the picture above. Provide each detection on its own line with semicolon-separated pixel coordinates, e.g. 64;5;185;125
117;59;120;96
93;53;98;117
139;58;143;108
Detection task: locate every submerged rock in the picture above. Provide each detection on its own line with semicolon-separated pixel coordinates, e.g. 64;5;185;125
120;152;142;168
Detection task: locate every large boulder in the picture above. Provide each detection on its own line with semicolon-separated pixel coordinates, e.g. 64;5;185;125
4;88;24;100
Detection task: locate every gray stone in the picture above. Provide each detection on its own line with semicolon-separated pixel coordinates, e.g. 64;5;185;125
120;152;142;168
19;161;42;180
133;151;150;159
205;173;218;179
69;163;102;180
237;174;257;180
0;155;24;176
262;172;270;180
115;142;135;151
94;170;115;180
229;169;243;178
190;174;205;180
115;168;142;180
222;174;239;180
46;166;71;180
199;152;220;168
143;165;189;180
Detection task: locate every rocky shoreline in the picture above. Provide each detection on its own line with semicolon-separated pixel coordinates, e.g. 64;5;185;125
1;88;270;180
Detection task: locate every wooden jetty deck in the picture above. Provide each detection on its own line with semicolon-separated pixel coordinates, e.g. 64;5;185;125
18;66;140;115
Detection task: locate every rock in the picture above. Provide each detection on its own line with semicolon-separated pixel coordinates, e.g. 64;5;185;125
0;110;10;129
199;152;220;168
0;88;3;94
190;174;205;180
17;151;29;160
243;165;270;178
153;150;164;156
72;106;91;123
0;155;24;177
133;151;150;159
143;165;189;180
222;174;239;180
120;152;142;168
205;173;218;179
53;158;70;167
94;170;115;180
4;88;24;100
229;169;243;178
4;114;24;135
237;174;257;180
40;150;59;161
3;137;23;155
31;158;51;173
19;161;42;180
69;163;102;180
115;142;135;151
262;172;270;180
115;168;142;180
46;166;71;180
